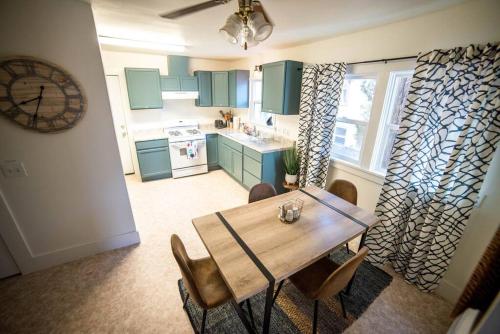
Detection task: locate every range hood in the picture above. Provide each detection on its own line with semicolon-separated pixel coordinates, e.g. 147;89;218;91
162;55;199;100
162;91;199;99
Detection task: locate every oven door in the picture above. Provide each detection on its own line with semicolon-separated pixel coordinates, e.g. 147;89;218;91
168;139;208;169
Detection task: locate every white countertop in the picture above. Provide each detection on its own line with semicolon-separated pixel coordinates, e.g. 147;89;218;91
132;126;294;154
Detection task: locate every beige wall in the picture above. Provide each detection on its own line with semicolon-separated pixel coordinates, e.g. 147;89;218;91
0;0;139;273
230;0;500;302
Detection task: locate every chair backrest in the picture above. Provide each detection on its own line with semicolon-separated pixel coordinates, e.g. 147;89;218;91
248;183;277;203
328;179;357;205
317;247;368;300
171;234;204;307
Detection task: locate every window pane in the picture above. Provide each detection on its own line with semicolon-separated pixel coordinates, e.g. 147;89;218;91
371;71;413;173
337;77;376;122
332;121;367;163
332;76;376;164
253;80;262;102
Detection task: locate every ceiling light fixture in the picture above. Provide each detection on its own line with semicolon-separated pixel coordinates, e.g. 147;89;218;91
218;0;273;50
98;36;186;53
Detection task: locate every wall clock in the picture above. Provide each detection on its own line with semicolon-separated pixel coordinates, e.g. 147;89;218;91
0;56;87;133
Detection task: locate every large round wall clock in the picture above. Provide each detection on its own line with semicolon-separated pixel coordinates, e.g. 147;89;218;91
0;56;87;133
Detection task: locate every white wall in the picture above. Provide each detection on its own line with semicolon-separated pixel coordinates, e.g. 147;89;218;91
0;0;139;274
231;0;500;302
100;50;234;127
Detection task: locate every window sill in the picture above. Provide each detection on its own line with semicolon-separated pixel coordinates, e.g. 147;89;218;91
329;159;386;185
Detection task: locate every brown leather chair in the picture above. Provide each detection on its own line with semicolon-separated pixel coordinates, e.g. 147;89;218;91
328;179;358;253
290;247;368;334
248;183;277;203
171;234;254;333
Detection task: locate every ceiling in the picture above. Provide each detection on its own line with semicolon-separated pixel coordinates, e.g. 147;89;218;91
91;0;466;59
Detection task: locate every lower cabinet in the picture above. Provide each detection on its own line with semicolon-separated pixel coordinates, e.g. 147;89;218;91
135;139;172;181
215;135;284;193
206;134;219;170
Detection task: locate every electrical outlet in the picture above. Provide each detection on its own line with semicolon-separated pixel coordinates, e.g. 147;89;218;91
0;160;28;178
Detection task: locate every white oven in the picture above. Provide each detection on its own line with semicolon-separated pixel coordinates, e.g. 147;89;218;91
169;139;208;178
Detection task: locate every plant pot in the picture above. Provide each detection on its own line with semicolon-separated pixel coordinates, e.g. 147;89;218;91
285;173;298;185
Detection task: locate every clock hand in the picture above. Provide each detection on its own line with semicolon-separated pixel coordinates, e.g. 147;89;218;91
32;86;45;128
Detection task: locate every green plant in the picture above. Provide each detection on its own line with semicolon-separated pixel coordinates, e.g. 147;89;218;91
283;147;299;175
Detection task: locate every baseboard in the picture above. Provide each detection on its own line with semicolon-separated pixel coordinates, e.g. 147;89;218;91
436;278;462;304
20;231;141;274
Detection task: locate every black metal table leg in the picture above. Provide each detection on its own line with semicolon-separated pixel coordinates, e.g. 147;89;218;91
262;284;274;334
346;230;368;295
231;300;256;334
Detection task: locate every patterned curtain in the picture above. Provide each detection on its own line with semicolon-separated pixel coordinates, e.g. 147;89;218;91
365;43;500;292
297;63;346;188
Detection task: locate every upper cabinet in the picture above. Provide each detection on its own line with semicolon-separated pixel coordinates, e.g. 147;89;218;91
212;71;229;107
229;70;249;108
160;76;198;92
261;60;303;115
125;68;163;110
195;71;212;107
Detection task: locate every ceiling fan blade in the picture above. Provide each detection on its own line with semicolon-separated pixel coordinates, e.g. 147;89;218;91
160;0;231;19
252;0;273;25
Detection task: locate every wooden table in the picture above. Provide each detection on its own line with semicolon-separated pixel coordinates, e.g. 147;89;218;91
192;185;379;333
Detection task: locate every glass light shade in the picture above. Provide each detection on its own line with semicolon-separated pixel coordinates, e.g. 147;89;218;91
219;13;243;44
248;11;273;41
239;24;259;48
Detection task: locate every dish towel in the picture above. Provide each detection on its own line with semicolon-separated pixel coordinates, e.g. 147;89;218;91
186;141;198;160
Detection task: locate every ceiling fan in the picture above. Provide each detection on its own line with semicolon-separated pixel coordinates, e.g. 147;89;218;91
160;0;274;50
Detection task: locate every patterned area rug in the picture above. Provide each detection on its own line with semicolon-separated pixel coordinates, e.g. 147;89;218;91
178;249;392;333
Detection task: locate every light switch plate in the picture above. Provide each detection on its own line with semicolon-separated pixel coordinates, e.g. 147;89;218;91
0;160;28;178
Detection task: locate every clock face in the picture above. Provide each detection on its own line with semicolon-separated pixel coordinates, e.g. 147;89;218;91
0;57;86;133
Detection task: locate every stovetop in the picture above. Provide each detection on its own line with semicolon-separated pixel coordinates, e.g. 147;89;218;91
166;127;205;142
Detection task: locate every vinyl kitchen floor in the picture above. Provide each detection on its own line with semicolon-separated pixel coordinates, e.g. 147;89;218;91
0;170;454;333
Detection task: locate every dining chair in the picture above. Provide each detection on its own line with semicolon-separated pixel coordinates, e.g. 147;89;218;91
285;247;368;334
248;183;277;203
171;234;255;333
328;179;358;253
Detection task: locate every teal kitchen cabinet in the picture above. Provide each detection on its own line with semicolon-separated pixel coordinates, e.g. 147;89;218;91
160;76;180;91
261;60;303;115
135;139;172;181
217;136;243;182
212;71;229;107
195;71;212;107
228;70;249;108
160;76;198;92
206;134;219;170
242;146;285;193
125;68;163;110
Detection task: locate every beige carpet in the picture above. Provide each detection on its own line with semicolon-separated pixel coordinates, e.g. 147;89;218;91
0;170;453;333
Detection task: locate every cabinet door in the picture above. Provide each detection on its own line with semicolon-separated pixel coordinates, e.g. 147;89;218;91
206;134;219;169
180;76;198;91
195;71;212;107
137;147;172;181
160;76;180;91
232;150;243;182
212;71;229;107
261;62;286;114
125;68;163;109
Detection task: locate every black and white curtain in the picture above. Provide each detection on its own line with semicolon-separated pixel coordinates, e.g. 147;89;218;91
366;43;500;292
297;63;346;188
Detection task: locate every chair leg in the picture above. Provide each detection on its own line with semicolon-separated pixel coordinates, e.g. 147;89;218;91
246;299;256;330
345;242;350;254
312;300;319;334
272;281;284;305
339;293;347;318
183;293;190;309
200;309;207;334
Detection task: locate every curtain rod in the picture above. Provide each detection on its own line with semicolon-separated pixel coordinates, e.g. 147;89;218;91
347;55;418;66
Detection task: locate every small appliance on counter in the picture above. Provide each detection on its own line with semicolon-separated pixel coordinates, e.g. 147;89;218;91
214;119;226;129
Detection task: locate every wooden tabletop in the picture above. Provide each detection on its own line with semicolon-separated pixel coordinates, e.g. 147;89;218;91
192;185;379;303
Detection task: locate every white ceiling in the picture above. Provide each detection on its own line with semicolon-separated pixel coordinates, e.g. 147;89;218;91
91;0;466;59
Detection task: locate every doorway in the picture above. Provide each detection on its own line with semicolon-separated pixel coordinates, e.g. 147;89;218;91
105;75;135;175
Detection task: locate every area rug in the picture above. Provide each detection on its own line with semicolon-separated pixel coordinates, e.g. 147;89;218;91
177;249;392;333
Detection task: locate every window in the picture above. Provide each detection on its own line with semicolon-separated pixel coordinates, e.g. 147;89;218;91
249;74;273;126
331;75;376;164
371;70;413;173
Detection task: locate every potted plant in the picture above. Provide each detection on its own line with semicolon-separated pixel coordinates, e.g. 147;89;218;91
283;147;299;184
